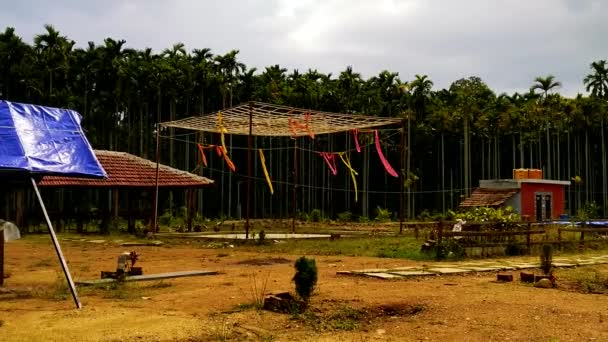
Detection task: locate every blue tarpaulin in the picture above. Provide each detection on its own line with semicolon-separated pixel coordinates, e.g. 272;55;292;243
0;100;106;178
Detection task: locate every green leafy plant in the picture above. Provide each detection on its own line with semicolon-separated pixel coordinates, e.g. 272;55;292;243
374;207;391;222
309;209;323;223
435;239;465;260
448;206;520;223
577;201;600;220
293;256;318;302
337;211;352;222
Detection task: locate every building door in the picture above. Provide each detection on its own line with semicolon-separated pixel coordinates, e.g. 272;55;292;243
544;194;552;220
535;194;543;221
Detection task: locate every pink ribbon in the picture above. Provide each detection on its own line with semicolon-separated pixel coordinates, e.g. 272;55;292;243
319;152;338;175
374;130;398;177
353;129;361;153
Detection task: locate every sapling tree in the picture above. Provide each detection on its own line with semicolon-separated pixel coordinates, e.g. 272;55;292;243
293;256;318;302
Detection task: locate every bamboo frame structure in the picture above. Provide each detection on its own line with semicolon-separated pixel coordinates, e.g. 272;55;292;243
155;101;404;237
160;102;402;136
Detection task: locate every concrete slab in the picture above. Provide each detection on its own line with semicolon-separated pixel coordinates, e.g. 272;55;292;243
196;233;331;240
551;262;575;267
389;270;436;277
427;268;471;274
508;264;539;269
575;260;596;265
362;273;403;279
76;270;218;286
459;266;504;272
387;267;418;271
352;269;391;274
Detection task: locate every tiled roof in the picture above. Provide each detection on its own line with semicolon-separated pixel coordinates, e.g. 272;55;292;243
39;150;213;188
459;188;519;207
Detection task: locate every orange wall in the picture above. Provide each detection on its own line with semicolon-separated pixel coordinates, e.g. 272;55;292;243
520;183;566;220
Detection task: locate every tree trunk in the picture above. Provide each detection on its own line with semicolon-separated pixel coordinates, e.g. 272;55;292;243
441;132;445;214
464;116;470;196
602;117;607;216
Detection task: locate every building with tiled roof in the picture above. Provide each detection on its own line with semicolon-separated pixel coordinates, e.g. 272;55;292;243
40;150;213;188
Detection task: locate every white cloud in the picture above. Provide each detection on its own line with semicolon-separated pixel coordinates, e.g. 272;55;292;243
0;0;607;95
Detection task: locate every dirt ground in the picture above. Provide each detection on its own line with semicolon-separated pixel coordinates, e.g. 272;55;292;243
1;236;607;341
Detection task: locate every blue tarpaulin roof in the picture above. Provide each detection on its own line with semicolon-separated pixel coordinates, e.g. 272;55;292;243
0;100;106;178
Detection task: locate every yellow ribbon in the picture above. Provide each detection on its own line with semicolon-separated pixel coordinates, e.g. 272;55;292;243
258;149;274;194
338;152;358;202
218;111;228;152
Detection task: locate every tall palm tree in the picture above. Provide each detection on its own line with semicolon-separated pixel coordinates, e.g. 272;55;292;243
33;24;73;100
531;75;561;178
584;60;608;214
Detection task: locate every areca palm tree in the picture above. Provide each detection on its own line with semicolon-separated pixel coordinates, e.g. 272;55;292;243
33;24;73;100
531;75;561;178
584;60;608;214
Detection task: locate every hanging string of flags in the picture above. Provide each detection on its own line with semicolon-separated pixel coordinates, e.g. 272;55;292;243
194;112;399;198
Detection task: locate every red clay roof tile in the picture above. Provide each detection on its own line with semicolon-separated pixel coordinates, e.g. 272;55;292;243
459;188;518;207
39;150;213;188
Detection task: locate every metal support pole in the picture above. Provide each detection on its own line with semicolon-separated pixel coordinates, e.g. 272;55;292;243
152;127;161;233
246;102;253;239
399;120;405;234
31;178;81;309
292;137;298;233
0;230;4;287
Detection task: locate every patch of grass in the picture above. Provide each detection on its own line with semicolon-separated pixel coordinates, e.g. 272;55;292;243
327;306;364;331
251;236;433;261
85;281;144;300
248;272;270;309
145;281;172;289
29;258;53;269
558;267;608;294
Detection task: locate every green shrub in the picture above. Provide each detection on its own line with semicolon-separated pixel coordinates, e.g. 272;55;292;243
309;209;323;223
293;256;318;302
374;207;391;222
337;211;352;222
435;239;465;260
505;243;525;256
258;230;266;245
448;206;519;223
358;216;369;223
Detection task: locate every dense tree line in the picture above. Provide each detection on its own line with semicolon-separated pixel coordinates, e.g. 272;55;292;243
1;25;607;220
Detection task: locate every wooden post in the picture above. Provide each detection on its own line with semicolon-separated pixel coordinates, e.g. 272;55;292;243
580;221;586;250
292;137;298;233
414;223;419;240
246;102;253;239
399;119;405;234
437;220;444;244
127;190;135;234
557;227;562;250
151;127;161;233
0;230;4;287
526;222;531;253
112;189;119;220
31;178;81;309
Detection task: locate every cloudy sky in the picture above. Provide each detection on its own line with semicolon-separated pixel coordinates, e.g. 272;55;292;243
1;0;607;96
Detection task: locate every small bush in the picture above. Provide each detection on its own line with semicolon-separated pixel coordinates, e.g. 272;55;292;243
435;239;465;260
258;230;266;245
293;256;318;302
309;209;322;223
358;216;369;223
337;211;352;222
374;207;391;222
505;243;525;256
